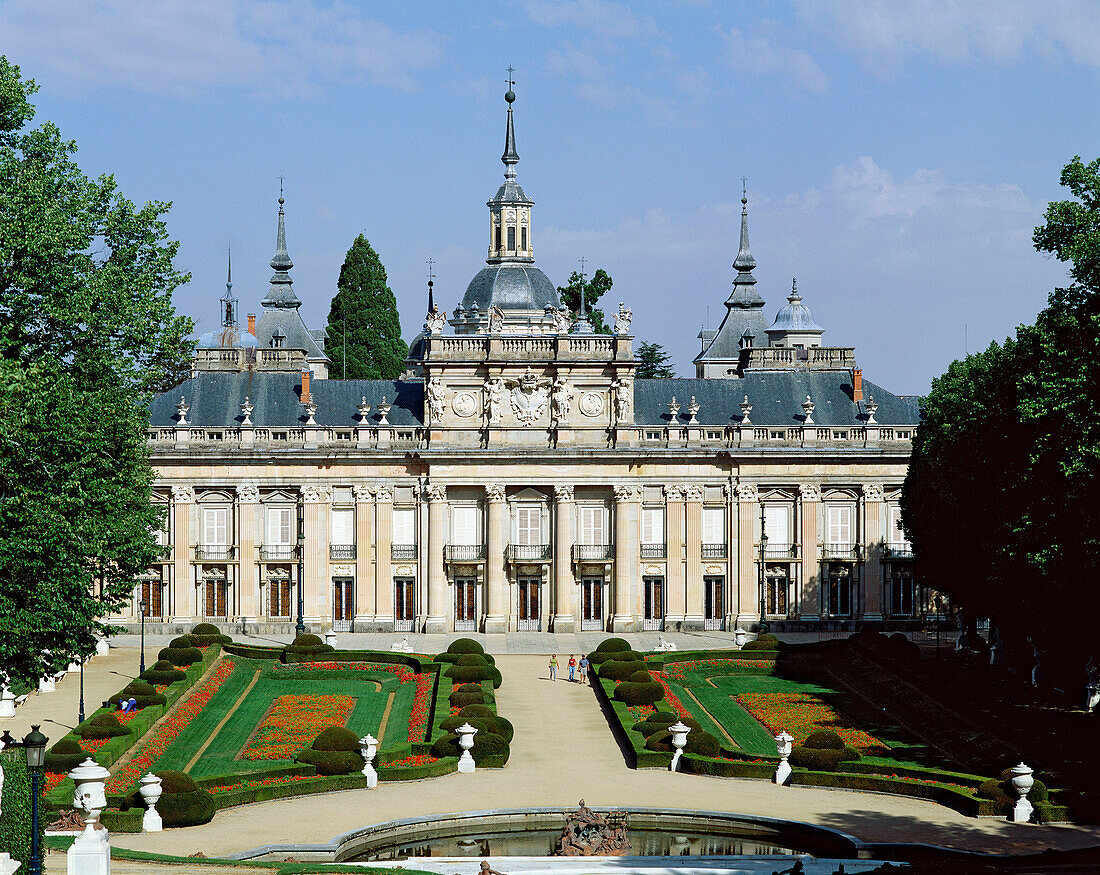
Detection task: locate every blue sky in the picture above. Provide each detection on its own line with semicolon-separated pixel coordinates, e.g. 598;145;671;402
3;0;1097;394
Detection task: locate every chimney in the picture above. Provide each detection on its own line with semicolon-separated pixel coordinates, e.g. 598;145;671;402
247;313;256;336
852;368;863;403
301;368;311;404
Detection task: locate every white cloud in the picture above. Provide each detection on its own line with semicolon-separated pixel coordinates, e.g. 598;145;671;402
524;0;656;39
0;0;443;97
717;26;829;93
797;0;1100;73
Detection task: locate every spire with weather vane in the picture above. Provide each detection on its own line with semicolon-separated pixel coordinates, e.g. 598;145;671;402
262;178;302;309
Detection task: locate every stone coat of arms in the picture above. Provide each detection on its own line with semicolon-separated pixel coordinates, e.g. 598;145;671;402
508;367;551;425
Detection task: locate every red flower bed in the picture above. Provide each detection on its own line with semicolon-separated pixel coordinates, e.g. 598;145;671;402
240;694;356;760
44;772;65;794
206;773;319;794
651;672;691;719
107;658;236;793
278;662;414;683
387;753;439;767
626;703;657;722
735;691;887;753
79;738;110;754
664;659;775;682
408;672;433;743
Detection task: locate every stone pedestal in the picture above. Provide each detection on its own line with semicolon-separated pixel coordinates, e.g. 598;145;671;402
139;773;162;832
39;676;56;693
360;734;378;789
774;731;794;786
456;723;477;773
0;852;19;874
67;828;110;875
0;687;16;718
1010;762;1035;823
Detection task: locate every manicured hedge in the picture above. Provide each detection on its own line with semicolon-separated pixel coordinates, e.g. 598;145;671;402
430;730;509;764
596;637;631;652
445;664;502;687
296;726;363;775
119;679;167;708
804;730;845;750
681;755;775;779
447;638;484;654
449;691;486;707
592;677;674;769
743;633;781;651
222;642;282;660
139;660;187;685
157;771;216;828
0;751;43;863
189;623;231;647
598;660;648;681
614;680;664;706
282;649;425;671
77;713;130;740
284;633;335;659
158;645;203;667
645;726;721;758
439;715;514;743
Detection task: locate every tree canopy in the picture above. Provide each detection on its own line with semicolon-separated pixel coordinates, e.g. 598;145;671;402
636;341;676;378
0;56;192;685
557;268;613;334
901;156;1100;685
324;235;408;379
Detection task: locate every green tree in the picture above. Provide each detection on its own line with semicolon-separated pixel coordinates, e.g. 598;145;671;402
324;235;408;379
557;268;613;334
636;341;676;378
0;57;193;685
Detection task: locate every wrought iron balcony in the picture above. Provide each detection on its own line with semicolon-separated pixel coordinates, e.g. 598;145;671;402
701;543;728;559
391;544;418;561
329;544;356;561
640;543;666;559
763;542;799;560
506;544;552;562
883;542;914;560
444;544;486;562
195;545;236;561
572;544;613;562
260;545;299;561
821;543;863;560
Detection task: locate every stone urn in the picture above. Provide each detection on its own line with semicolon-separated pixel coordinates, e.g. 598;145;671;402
1009;762;1035;823
669;721;691;772
324;630;337;648
774;731;794;786
456;723;478;774
68;758;112;874
733;628;749;648
359;734;378;789
139;772;163;832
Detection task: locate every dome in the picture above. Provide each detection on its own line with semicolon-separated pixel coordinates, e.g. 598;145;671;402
196;327;259;350
460;264;561;313
769;281;823;333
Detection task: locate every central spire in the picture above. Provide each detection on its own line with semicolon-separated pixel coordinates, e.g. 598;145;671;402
502;66;519;180
726;183;764;310
485;74;534;265
262;181;302;309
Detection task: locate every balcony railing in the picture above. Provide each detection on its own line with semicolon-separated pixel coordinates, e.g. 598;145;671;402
573;544;613;562
883;542;914;560
821;543;863;560
763;542;799;560
195;545;236;561
701;543;728;559
391;544;418;561
444;544;486;562
506;544;552;562
260;545;299;561
329;544;356;561
640;543;666;559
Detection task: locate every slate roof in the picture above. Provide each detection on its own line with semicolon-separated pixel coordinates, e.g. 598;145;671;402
633;375;920;427
150;373;423;428
253;308;328;360
458;264;561;313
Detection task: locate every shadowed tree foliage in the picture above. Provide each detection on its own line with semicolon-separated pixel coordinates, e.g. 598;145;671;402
636;341;676;378
558;268;613;335
902;156;1100;686
324;235;408;379
0;56;193;685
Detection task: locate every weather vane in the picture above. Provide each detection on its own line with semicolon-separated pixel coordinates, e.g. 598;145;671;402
741;176;748;199
506;64;515;90
426;257;436;287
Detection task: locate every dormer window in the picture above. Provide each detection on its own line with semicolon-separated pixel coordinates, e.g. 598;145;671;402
271;329;286;349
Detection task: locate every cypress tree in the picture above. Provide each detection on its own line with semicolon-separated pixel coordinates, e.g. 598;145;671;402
325;234;408;379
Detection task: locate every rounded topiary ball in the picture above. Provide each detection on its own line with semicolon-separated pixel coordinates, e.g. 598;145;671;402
596;637;631;653
45;738;87;773
632;712;678;734
191;623;220;636
157;646;203;667
430;730;509;762
743;633;780;651
452;682;484;693
455;653;488;667
156;770;216;827
804;730;845;750
458;704;495;719
628;670;653;683
611;650;644;662
140;660;187;685
310;726;360;751
445;664;502;687
292;633;324;647
614;681;664;706
598;660;648;681
447;638;485;655
169;635;197;649
586;651;616;666
297;749;363;775
788;746;847;772
78;713;130;740
439;715;514;742
449;691;486;708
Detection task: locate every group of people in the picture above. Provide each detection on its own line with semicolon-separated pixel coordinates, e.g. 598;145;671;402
548;653;589;683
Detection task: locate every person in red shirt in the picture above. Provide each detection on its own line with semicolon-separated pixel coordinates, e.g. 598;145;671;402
568;654;577;682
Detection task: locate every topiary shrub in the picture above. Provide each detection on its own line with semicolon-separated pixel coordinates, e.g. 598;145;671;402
458;704;495;719
804;730;845;750
452;682;484;693
614;681;663;706
596;637;631;652
445;664;502;687
455;653;489;667
788;746;847;772
980;769;1048;806
884;633;921;663
292;633;324;647
169;635;197;649
439;715;514;742
119;679;167;708
632;712;678;734
45;738;86;773
296;727;362;775
447;638;485;654
157;646;203;667
586;651;617;666
611;650;644;662
77;713;129;740
598;660;648;681
743;633;780;651
191;623;220;636
140;660;187;685
627;670;654;683
310;726;360;751
285;633;335;659
645;726;720;758
449;691;486;708
841;745;862;762
430;730;509;762
156;770;216;827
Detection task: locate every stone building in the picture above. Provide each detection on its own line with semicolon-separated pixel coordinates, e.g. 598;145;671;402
129;89;922;635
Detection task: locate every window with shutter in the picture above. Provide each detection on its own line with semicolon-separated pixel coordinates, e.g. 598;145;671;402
331;508;354;546
578;505;607;545
702;507;725;544
516;505;541;545
452;506;479;545
887;505;908;547
764;505;791;544
392;508;416;546
266;507;293;545
826;505;852;544
642;507;664;544
204;508;228;545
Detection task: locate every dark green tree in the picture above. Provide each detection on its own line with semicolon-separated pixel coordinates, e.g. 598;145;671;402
0;57;193;685
325;235;408;379
636;341;676;378
557;268;613;334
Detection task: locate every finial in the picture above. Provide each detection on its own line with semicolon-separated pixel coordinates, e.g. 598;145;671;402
502;67;519;178
741;176;748;205
227;247;232;291
505;64;516;103
789;277;800;302
733;179;756;274
279;175;285;206
426;257;436;313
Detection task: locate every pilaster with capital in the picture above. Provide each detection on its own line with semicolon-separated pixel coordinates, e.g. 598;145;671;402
799;485;821;618
552;484;575;632
861;484;885;620
484;483;507;633
237;483;259;621
663;485;686;626
301;486;328;625
735;482;760;627
611;484;639;631
170;485;193;621
684;485;704;627
425;484;448;632
374;486;394;629
353;486;377;625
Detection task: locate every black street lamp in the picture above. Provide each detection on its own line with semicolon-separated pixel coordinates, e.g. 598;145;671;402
23;724;48;875
78;653;85;724
139;598;148;674
295;535;306;636
759;505;769;635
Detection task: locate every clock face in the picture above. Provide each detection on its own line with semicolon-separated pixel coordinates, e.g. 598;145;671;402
579;392;604;417
452;392;478;418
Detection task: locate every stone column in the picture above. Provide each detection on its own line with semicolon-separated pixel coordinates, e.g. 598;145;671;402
611;484;637;632
799;484;821;620
552;484;575;633
684;485;704;628
862;484;885;620
663;486;686;626
302;485;329;625
425;484;448;633
170;485;193;622
735;483;759;627
353;485;376;628
484;483;507;633
237;484;259;622
374;487;394;628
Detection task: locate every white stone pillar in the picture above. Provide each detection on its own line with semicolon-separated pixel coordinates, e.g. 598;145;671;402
354;485;376;628
862;483;885;621
684;484;704;628
611;484;637;632
237;483;259;623
484;483;507;633
375;487;394;628
663;486;686;626
553;484;575;632
735;483;759;627
302;485;329;625
425;484;448;633
799;484;821;620
170;485;193;622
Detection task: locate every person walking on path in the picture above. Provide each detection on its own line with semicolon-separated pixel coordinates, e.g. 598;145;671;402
578;653;589;685
549;654;558;681
568;654;577;682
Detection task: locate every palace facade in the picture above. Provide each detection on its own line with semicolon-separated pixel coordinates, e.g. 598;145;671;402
124;89;922;635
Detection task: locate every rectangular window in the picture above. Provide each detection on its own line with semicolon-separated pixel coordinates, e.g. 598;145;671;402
204;507;228;545
392;508;416;546
578;505;607;545
452;505;479;545
516;505;541;545
887;505;908;547
642;507;664;545
702;507;725;545
826;505;853;545
645;430;663;441
331;508;355;546
521;226;528;250
764;504;791;545
507;225;516;250
495;225;502;250
265;507;293;546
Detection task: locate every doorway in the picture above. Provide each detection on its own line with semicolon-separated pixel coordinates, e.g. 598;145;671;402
517;577;540;631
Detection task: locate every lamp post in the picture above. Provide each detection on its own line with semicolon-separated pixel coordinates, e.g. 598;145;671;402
23;724;48;875
758;505;769;635
934;594;943;657
295;534;306;636
78;651;85;724
139;597;148;674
